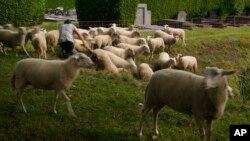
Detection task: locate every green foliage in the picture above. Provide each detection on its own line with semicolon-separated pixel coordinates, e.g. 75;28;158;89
140;0;250;20
45;0;75;10
0;0;45;26
75;0;139;28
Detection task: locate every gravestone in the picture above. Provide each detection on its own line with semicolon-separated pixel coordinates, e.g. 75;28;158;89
134;4;151;26
177;11;187;22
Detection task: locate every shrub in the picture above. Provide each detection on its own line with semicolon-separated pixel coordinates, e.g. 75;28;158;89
0;0;45;26
75;0;139;28
139;0;250;20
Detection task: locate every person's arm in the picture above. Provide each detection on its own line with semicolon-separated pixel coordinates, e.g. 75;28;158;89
74;28;92;51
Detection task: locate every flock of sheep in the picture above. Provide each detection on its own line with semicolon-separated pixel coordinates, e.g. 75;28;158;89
0;23;236;141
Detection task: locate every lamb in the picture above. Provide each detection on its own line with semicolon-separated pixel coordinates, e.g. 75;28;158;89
158;52;176;69
154;30;176;52
116;43;150;58
164;25;186;46
137;67;236;141
138;63;153;81
45;30;59;53
116;29;140;38
11;53;95;117
175;54;198;72
103;45;135;60
0;27;30;56
147;36;165;59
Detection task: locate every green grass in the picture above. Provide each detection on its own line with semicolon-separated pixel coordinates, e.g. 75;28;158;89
1;24;250;141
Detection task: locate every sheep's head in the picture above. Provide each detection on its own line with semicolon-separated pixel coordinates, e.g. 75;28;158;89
18;27;26;35
132;30;140;37
73;53;95;68
125;48;135;60
203;67;236;89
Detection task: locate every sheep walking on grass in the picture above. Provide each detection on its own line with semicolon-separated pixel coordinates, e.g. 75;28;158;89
0;27;30;57
11;53;95;117
137;67;236;141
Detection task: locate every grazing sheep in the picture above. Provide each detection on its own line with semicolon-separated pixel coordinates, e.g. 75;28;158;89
93;34;118;49
91;49;125;74
116;29;140;38
25;27;47;44
0;27;30;56
158;52;176;69
154;30;176;52
138;63;153;80
116;43;150;58
31;33;47;59
113;34;147;46
175;54;198;72
164;25;186;46
45;30;59;53
103;45;135;60
137;67;236;141
147;36;165;59
11;53;95;117
0;24;13;30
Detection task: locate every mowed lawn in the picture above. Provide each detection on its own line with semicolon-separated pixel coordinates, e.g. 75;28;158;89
0;23;250;141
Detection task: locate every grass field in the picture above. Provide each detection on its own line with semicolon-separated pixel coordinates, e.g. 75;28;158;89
0;23;250;141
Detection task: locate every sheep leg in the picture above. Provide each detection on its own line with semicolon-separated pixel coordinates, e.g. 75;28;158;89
152;104;164;137
21;45;30;57
52;92;60;114
137;106;152;138
195;117;205;141
59;90;77;118
16;90;27;113
206;119;213;141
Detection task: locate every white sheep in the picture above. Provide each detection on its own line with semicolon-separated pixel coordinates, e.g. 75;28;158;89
147;36;165;59
97;25;116;35
31;33;47;59
116;43;150;58
164;25;186;46
158;52;176;69
73;39;94;56
0;24;13;30
154;30;176;52
93;34;117;49
113;34;147;46
91;49;125;74
101;49;138;75
138;63;153;81
116;29;140;38
0;27;30;56
45;30;59;53
11;53;95;117
103;45;135;60
175;53;198;72
137;67;236;141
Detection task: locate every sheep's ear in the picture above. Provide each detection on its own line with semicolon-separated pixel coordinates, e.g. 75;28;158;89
222;70;236;75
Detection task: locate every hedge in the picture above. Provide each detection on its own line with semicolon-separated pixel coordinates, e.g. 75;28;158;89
139;0;250;20
75;0;139;28
0;0;45;26
45;0;75;10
